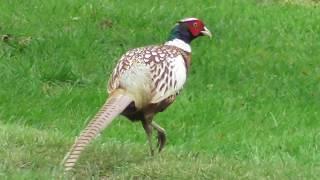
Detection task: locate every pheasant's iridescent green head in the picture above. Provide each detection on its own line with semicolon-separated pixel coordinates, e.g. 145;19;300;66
168;17;212;43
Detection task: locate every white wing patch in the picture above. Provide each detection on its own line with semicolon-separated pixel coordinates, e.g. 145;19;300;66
172;55;187;92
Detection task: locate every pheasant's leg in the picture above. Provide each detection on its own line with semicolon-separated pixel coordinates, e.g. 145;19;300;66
151;122;166;152
142;120;154;156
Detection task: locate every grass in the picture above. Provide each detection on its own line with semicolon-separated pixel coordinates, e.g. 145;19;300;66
1;0;320;179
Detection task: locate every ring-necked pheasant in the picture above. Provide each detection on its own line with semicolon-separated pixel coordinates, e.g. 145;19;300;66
62;17;212;171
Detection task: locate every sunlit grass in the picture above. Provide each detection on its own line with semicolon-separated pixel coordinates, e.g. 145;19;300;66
0;0;319;178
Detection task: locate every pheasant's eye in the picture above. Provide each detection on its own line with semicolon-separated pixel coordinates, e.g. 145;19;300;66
193;22;199;29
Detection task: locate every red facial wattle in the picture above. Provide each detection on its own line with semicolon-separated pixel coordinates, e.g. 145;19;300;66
187;20;205;37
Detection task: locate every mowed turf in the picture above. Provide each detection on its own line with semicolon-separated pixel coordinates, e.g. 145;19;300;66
0;0;319;179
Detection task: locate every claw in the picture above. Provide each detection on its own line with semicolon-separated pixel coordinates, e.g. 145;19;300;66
152;122;166;152
157;131;166;152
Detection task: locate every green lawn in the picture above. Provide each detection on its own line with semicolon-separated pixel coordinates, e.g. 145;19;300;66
1;0;320;179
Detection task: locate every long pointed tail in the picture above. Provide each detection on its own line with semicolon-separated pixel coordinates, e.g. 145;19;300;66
62;91;132;171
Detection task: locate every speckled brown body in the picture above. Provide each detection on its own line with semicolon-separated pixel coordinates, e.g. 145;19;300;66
108;45;191;123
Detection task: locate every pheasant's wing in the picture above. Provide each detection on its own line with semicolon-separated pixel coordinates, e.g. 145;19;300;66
148;51;187;103
107;45;187;105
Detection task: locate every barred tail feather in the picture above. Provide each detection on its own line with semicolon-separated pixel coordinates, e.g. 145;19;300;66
62;91;132;171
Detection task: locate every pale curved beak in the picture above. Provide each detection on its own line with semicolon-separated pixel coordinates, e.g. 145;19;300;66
201;26;212;39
